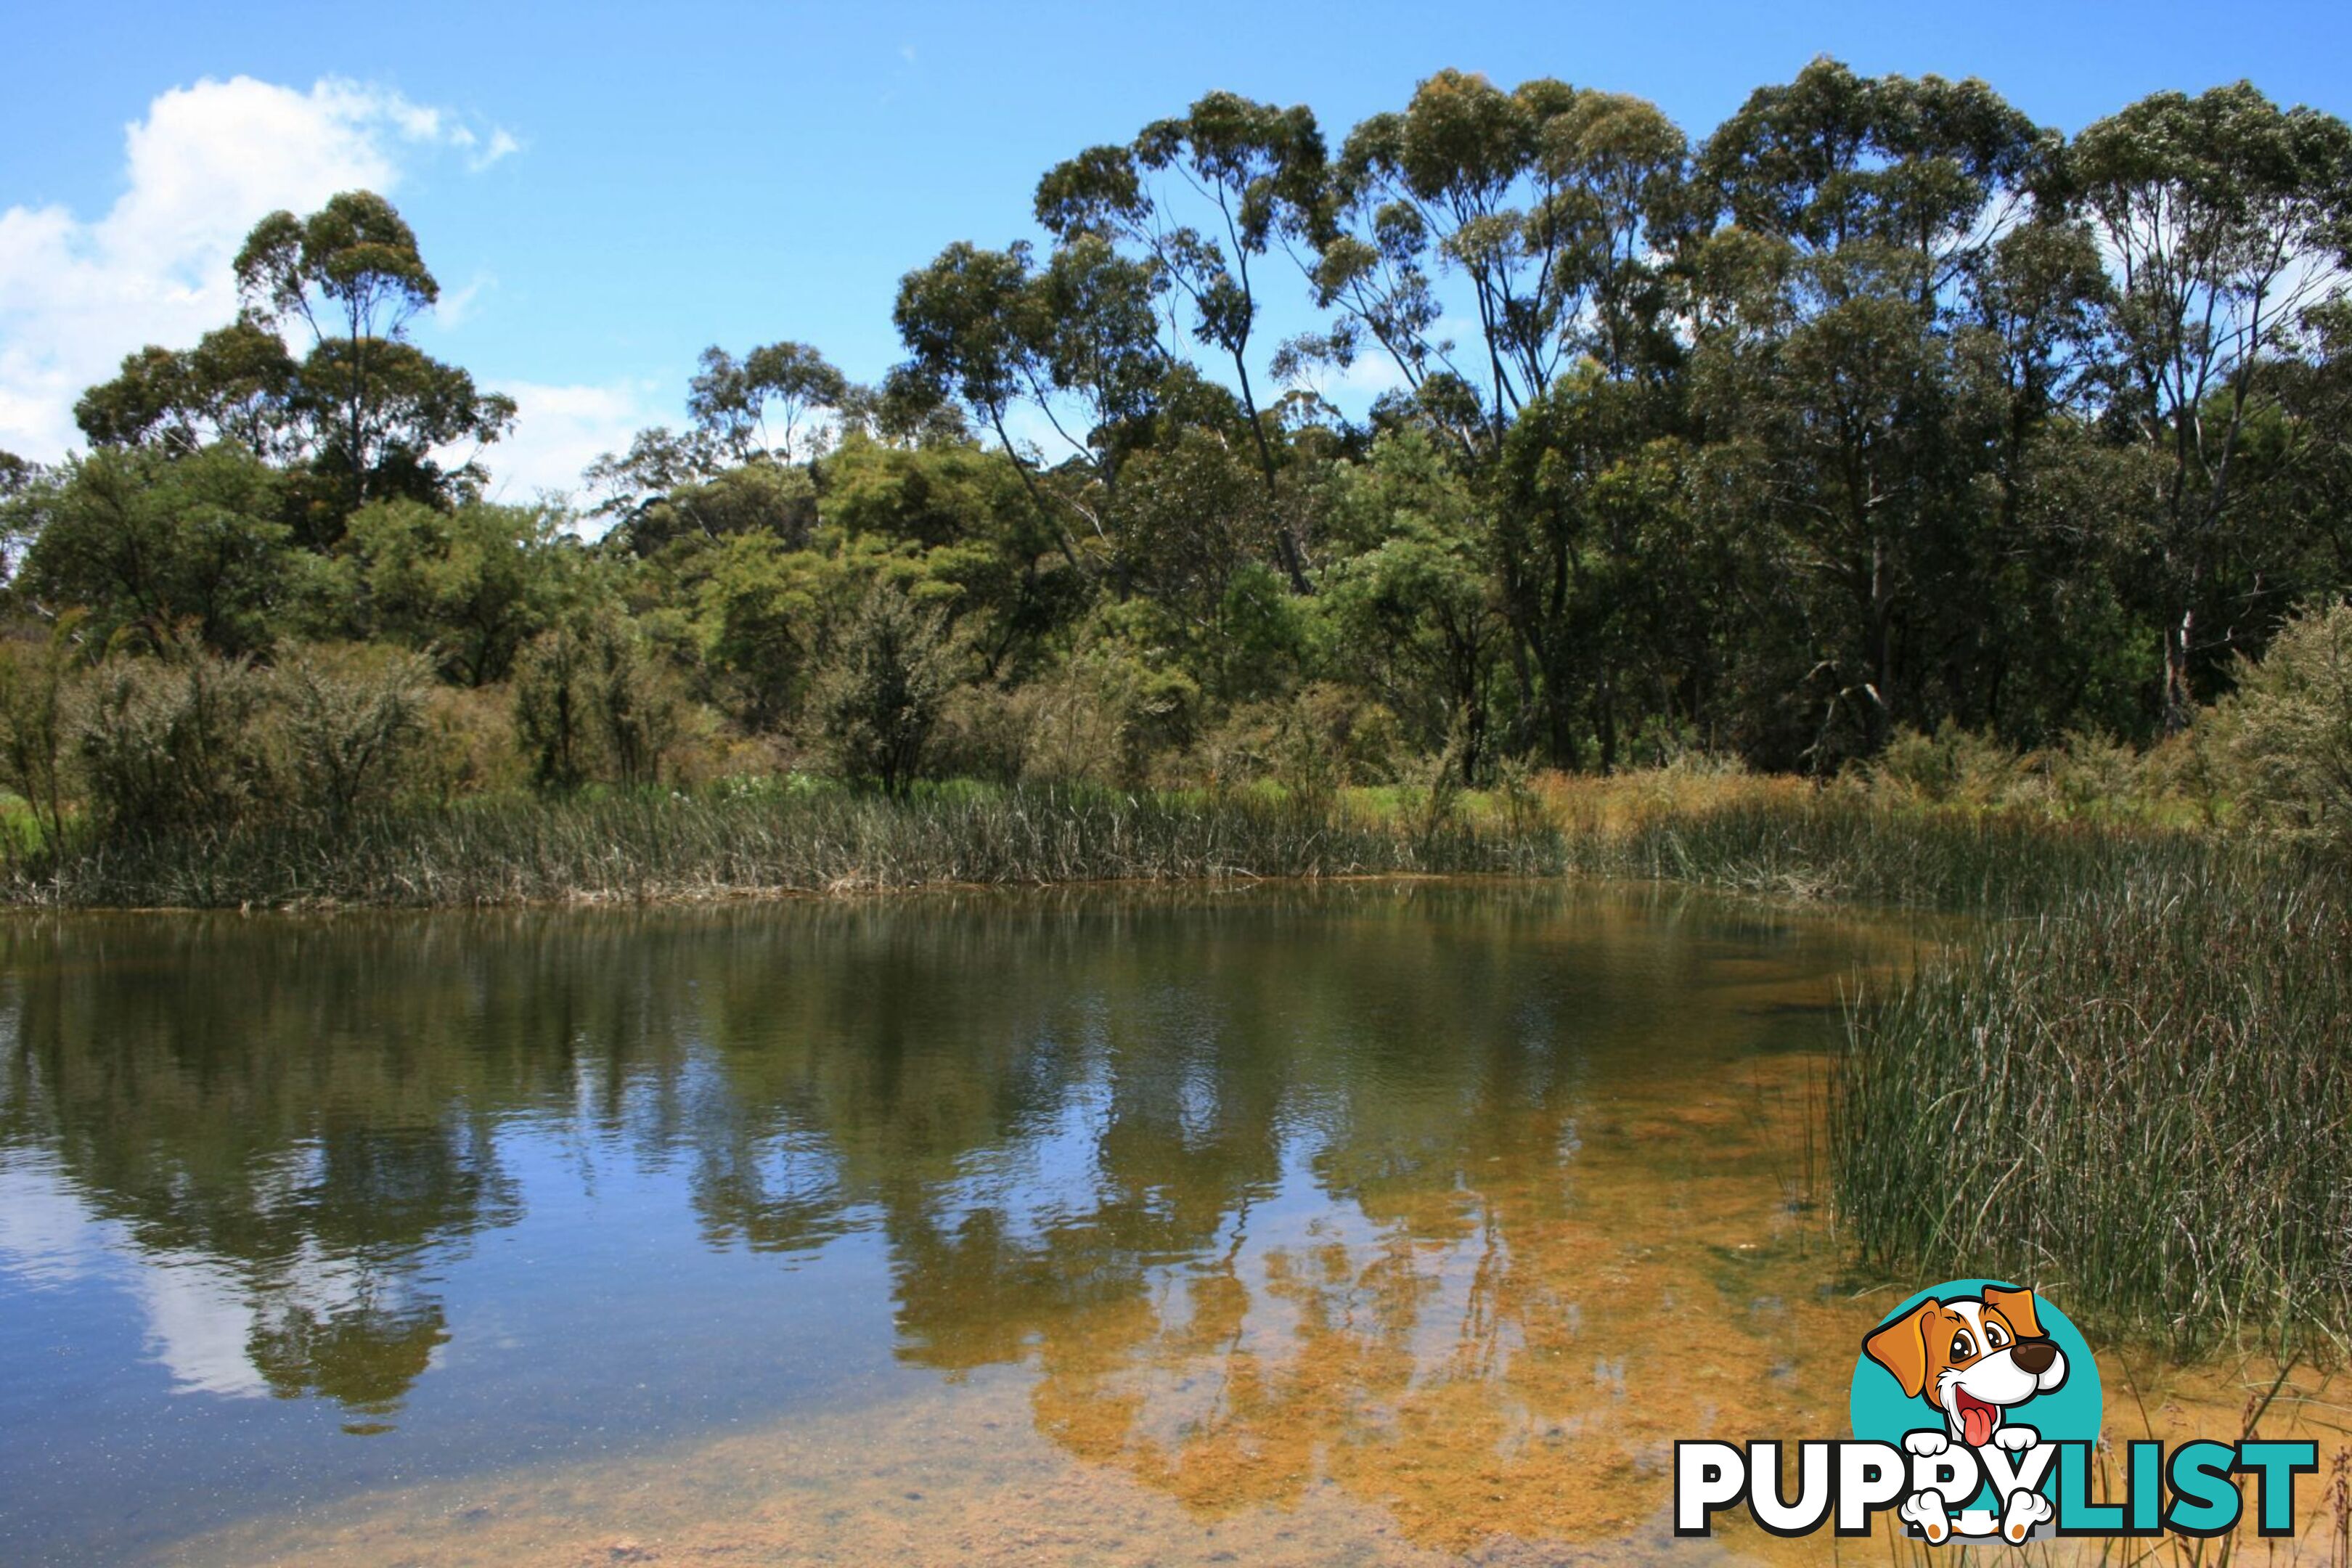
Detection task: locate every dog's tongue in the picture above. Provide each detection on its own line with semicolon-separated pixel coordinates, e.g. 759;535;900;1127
1959;1395;1997;1448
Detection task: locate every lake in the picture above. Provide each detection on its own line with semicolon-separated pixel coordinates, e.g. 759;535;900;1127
0;882;2307;1564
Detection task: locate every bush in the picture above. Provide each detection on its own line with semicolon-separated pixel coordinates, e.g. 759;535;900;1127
0;617;81;845
811;582;957;796
2043;728;2143;817
1866;722;2033;807
75;653;282;837
2225;600;2352;853
581;613;684;787
270;643;433;827
414;682;526;805
513;622;595;792
513;608;686;792
1066;641;1198;790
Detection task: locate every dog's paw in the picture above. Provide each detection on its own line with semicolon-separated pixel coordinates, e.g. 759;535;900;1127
2001;1487;2054;1543
1900;1490;1953;1543
1903;1429;1950;1457
1992;1424;2040;1452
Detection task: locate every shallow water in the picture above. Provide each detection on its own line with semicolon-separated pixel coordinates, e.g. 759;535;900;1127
0;883;2336;1564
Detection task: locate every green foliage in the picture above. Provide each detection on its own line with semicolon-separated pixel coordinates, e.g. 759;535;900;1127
0;615;80;844
81;192;513;535
338;499;571;685
73;653;281;838
271;642;433;828
510;606;680;793
1867;722;2033;807
14;444;293;657
609;460;820;558
812;582;958;796
1322;433;1503;775
582;608;685;788
11;69;2352;868
2224;600;2352;852
674;531;840;730
685;341;847;464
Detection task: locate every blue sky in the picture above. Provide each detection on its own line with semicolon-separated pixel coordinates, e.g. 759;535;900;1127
4;0;2348;497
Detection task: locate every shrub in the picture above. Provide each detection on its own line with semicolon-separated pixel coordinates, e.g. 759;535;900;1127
944;669;1138;788
0;616;81;845
1066;642;1198;790
2044;728;2143;818
581;611;683;788
1866;722;2031;808
74;653;282;837
414;682;526;805
811;582;956;796
270;642;433;827
2224;600;2352;853
512;607;685;792
513;622;595;792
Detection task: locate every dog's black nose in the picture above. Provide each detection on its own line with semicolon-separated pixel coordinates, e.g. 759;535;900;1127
2012;1339;2057;1375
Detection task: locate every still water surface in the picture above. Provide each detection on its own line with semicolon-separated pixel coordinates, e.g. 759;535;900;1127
0;883;1971;1561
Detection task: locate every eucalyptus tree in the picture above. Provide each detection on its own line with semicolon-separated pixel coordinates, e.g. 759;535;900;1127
75;192;515;541
1316;71;1690;457
892;241;1083;573
1687;61;2055;760
685;341;850;465
73;320;300;462
1312;73;1696;764
1035;91;1326;589
892;235;1167;579
2071;83;2352;729
233;192;515;523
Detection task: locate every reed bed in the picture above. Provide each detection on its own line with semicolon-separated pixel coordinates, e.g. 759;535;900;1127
0;783;1557;909
0;772;2202;912
1834;845;2352;1357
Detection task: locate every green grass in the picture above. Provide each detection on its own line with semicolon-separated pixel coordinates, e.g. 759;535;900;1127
1834;841;2352;1357
0;772;2213;912
0;780;1559;908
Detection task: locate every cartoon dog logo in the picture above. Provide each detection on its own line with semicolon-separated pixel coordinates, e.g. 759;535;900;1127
1863;1283;2070;1543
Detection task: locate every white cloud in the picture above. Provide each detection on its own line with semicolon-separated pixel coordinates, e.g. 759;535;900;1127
0;76;516;461
479;378;665;505
473;127;523;171
433;272;493;330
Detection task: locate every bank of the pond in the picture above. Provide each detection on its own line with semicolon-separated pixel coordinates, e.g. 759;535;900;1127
0;775;2209;912
10;778;2344;1360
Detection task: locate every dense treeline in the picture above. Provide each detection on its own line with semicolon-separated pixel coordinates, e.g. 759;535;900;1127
4;61;2351;846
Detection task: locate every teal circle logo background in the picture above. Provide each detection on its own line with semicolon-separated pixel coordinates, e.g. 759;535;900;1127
1850;1278;2102;1461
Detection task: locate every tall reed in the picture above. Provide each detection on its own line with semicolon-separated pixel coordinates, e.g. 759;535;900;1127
0;782;1563;909
1834;844;2352;1356
0;775;2206;912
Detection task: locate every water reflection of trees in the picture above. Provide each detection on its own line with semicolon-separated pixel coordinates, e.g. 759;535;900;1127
0;888;1882;1519
0;912;704;1423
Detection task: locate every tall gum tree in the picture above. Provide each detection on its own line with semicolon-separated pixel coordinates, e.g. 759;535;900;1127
1686;61;2057;761
2070;83;2352;731
75;191;515;544
1035;92;1327;592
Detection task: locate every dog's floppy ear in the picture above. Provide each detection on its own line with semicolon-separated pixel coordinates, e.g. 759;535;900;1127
1983;1283;2044;1339
1863;1300;1938;1398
